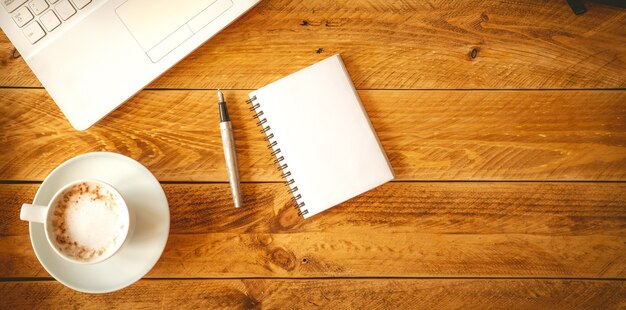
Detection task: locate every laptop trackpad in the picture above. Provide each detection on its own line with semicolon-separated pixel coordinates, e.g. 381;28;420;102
116;0;233;62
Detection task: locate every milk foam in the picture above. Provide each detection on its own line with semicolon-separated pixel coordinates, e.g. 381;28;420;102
50;182;126;262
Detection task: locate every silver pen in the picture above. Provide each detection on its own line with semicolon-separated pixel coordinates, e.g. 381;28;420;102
218;89;243;208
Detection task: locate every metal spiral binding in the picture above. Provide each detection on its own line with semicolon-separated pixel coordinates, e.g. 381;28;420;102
247;95;308;217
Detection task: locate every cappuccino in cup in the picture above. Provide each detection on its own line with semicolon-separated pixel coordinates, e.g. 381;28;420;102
21;179;132;264
50;182;126;262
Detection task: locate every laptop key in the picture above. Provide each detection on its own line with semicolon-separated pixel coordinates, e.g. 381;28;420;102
28;0;48;15
23;21;45;43
40;9;61;31
12;6;33;27
2;0;28;13
71;0;89;9
55;0;75;20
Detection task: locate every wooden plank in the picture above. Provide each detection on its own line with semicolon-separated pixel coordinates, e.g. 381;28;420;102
1;89;625;181
2;182;625;278
1;0;624;89
1;279;624;309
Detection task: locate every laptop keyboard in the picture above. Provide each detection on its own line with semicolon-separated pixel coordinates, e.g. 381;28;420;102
2;0;93;44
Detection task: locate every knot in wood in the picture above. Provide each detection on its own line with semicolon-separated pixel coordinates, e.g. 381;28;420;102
469;47;479;60
258;234;273;246
269;248;296;271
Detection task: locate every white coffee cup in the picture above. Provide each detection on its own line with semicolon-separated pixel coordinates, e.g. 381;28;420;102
20;179;133;265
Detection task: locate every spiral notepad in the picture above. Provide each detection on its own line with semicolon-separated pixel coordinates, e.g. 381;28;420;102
247;54;394;218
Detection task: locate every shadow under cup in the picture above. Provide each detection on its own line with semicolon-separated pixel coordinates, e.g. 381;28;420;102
44;180;132;265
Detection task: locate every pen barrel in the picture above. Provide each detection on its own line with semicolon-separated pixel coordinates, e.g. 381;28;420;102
220;121;243;208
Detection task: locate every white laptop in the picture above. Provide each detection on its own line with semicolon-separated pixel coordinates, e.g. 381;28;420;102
0;0;261;130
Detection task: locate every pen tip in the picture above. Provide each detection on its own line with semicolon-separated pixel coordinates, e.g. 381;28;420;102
217;88;224;103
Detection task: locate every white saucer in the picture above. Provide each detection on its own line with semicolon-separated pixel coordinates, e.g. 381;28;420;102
30;152;169;293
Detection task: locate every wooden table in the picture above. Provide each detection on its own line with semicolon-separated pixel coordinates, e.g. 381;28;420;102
1;0;625;308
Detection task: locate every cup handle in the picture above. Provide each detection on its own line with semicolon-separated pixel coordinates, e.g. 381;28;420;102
20;204;48;223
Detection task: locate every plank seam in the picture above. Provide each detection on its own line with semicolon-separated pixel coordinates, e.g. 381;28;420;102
1;276;625;282
1;180;626;184
1;86;626;91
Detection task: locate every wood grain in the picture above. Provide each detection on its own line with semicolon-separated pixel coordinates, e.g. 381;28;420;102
1;0;624;305
1;0;625;89
2;182;624;278
1;279;624;309
1;89;625;181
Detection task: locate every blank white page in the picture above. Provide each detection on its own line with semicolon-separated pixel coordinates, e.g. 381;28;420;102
249;54;394;218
